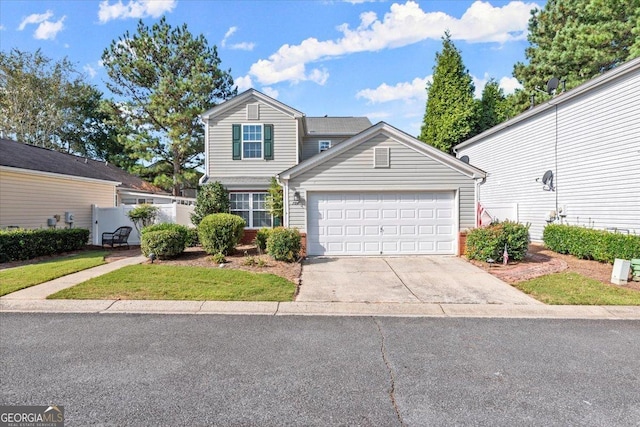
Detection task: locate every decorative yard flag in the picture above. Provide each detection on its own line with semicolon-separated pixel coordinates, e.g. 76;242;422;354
503;244;509;265
476;202;492;227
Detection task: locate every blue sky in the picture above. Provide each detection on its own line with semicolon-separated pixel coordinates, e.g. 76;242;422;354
0;0;544;136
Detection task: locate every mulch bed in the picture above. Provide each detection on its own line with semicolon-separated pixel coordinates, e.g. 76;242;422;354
469;243;640;292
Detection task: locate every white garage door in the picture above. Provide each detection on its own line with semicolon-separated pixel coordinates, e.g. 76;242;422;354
307;192;456;256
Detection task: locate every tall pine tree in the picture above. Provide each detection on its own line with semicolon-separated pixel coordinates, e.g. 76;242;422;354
475;78;509;135
419;32;476;154
512;0;640;111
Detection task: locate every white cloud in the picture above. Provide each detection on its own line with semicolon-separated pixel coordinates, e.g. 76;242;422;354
18;10;53;30
261;87;279;99
18;10;65;40
235;75;253;92
98;0;176;23
221;26;255;51
499;76;522;94
83;64;97;78
0;24;6;31
472;73;490;98
356;76;432;104
248;1;538;86
34;17;65;40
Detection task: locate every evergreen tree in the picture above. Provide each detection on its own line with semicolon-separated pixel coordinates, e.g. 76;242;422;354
474;78;509;135
419;32;476;153
102;17;236;195
512;0;640;112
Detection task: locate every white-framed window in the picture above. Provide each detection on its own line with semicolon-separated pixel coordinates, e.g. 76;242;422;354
242;124;263;159
319;140;332;153
229;192;272;228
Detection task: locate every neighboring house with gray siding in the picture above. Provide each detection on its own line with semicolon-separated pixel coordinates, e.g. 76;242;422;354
454;56;640;241
200;89;485;255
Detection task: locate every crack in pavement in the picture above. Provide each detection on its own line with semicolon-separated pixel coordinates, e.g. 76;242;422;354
373;317;405;426
383;258;422;302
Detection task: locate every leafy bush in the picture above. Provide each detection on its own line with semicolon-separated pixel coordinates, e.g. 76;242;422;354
127;204;159;234
140;230;185;259
186;227;199;247
266;177;283;223
0;228;90;263
198;213;245;255
254;228;273;253
267;227;301;262
191;182;230;226
141;223;189;248
211;253;226;264
543;224;640;263
465;221;530;263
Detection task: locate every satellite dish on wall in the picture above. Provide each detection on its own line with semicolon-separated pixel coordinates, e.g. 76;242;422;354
541;169;555;191
546;77;560;95
460;155;470;164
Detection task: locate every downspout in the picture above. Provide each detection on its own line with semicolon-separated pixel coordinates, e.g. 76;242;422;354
199;116;209;185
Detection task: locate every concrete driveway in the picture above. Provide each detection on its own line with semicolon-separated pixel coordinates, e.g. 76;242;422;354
297;257;541;305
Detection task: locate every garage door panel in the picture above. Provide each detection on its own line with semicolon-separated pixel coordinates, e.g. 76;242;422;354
307;192;455;256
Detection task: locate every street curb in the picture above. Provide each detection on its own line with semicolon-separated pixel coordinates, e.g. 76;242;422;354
2;300;639;319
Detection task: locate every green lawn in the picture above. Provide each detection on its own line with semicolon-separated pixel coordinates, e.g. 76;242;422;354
48;264;296;301
513;272;640;305
0;251;108;296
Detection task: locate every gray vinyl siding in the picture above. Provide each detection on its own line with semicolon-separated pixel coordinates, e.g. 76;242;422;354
205;99;298;179
301;137;349;161
458;65;640;240
288;134;476;233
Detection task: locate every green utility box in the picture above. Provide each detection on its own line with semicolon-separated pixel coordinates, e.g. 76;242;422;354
631;259;640;282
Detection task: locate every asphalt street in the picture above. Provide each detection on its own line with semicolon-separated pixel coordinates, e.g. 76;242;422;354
1;314;639;426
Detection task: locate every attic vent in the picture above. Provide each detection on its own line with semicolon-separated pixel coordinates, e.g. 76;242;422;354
247;104;259;120
373;147;390;168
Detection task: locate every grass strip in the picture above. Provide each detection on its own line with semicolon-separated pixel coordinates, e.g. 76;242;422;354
513;272;640;305
0;251;107;296
48;264;296;301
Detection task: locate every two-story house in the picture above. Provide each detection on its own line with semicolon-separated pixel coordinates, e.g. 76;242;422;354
200;89;485;256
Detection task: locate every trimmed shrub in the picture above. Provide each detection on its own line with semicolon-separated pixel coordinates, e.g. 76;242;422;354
141;223;189;249
254;228;273;253
127;204;159;234
0;228;90;263
267;227;301;262
140;230;185;259
186;227;199;247
465;221;530;263
543;224;640;263
198;213;245;255
191;181;230;226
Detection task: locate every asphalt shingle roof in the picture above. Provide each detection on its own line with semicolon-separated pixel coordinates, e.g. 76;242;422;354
304;117;372;136
0;138;167;194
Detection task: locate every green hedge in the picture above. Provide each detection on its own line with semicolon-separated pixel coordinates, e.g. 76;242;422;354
465;221;530;263
0;228;90;263
198;213;245;255
140;230;186;259
543;224;640;263
267;228;302;262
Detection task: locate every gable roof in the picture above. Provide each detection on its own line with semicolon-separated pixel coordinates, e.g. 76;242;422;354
303;117;372;136
454;55;640;151
278;122;486;180
200;88;304;119
0;138;168;194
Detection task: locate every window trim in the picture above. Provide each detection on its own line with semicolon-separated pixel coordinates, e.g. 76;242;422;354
241;123;264;160
318;140;332;153
229;192;273;229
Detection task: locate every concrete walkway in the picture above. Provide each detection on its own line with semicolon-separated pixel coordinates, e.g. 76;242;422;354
1;255;640;319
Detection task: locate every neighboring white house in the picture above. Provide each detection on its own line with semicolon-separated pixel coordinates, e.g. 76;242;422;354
454;56;640;241
200;89;486;256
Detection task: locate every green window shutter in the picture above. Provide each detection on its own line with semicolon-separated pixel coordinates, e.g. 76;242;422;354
264;124;274;160
232;124;241;160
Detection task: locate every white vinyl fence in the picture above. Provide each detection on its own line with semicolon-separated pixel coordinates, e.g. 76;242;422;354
91;203;195;245
483;203;518;223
